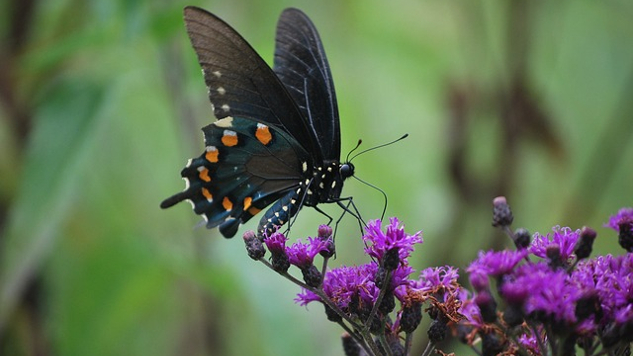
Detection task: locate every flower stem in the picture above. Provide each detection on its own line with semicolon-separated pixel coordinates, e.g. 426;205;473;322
362;269;392;334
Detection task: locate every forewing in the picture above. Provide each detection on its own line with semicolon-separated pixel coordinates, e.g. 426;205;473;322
183;6;320;158
273;8;341;160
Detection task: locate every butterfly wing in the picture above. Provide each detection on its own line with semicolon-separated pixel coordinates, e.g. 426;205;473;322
273;8;341;161
161;117;309;237
182;6;321;159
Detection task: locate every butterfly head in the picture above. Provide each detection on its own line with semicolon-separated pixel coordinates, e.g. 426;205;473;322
340;162;355;180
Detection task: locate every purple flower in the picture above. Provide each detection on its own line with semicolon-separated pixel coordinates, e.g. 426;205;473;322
457;289;485;328
517;333;542;355
264;232;290;272
400;266;462;319
363;218;422;263
298;263;380;311
466;249;527;278
500;281;529;306
614;304;633;326
525;269;581;326
497;262;589;329
287;236;331;268
295;289;321;306
468;270;490;293
605;208;633;252
574;254;633;324
264;232;288;254
529;226;580;262
410;266;460;294
604;207;633;232
390;265;415;300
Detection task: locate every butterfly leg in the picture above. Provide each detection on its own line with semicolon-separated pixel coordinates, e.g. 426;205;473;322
334;197;365;237
311;205;334;226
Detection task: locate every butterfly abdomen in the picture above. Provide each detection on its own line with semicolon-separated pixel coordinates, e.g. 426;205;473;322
258;189;302;237
255;160;353;237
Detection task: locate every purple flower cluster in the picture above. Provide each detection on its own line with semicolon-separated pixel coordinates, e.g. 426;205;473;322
458;208;633;355
296;218;423;313
292;218;466;351
242;198;633;356
573;254;633;343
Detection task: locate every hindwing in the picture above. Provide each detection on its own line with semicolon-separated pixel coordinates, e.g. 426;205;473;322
161;117;309;237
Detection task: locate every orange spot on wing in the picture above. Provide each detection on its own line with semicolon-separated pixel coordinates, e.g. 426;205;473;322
201;188;213;202
222;197;233;211
256;124;272;145
243;197;253;210
221;131;238;147
198;168;211;182
248;206;261;215
205;147;219;163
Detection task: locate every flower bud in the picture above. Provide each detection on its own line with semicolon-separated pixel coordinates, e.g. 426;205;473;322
575;226;597;260
400;302;422;333
513;228;531;249
243;230;266;260
341;333;360;356
492;196;514;228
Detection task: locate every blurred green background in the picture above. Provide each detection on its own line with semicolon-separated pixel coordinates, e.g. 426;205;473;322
1;0;632;355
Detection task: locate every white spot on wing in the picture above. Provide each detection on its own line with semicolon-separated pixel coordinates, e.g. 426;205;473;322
213;71;221;78
224;129;237;137
217;87;226;95
221;104;230;112
213;117;234;128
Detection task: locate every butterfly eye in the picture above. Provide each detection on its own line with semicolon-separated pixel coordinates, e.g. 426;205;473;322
340;163;354;179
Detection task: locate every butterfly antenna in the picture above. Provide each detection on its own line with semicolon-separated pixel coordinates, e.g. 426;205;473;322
345;139;363;162
352;175;389;221
349;134;408;162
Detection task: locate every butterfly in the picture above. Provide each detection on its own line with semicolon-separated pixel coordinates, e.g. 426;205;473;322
161;6;354;238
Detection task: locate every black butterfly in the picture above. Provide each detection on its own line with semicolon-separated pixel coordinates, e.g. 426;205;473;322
161;6;354;238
